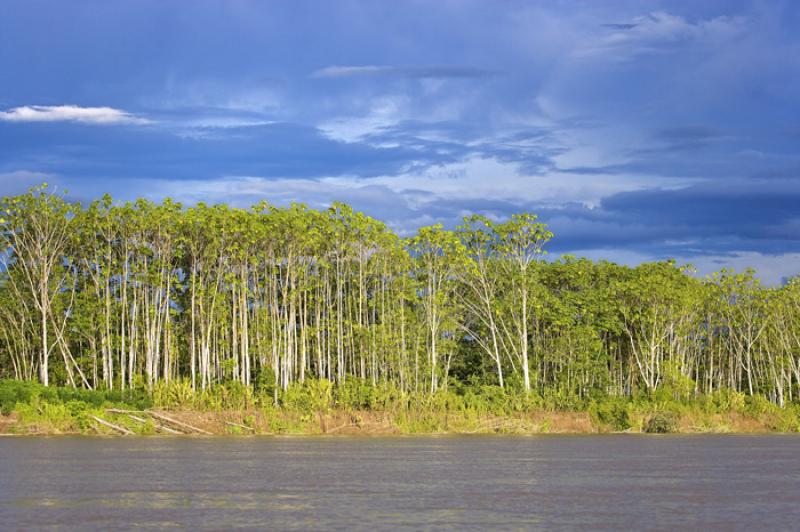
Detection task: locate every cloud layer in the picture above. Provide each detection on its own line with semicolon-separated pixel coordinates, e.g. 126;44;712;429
312;65;497;79
0;105;150;125
0;0;799;283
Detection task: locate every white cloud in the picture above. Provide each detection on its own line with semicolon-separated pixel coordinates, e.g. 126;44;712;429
567;248;800;286
317;90;474;145
574;11;747;60
129;175;434;232
318;96;407;143
685;252;800;286
171;117;276;140
312;65;389;78
328;155;690;209
0;105;151;125
311;65;495;79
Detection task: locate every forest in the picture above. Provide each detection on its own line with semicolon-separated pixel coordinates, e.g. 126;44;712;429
1;185;800;417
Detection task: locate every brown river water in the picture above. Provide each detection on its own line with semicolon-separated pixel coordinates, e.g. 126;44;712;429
1;435;799;530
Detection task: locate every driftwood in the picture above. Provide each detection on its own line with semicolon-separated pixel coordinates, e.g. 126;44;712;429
105;408;150;417
146;411;213;435
90;415;133;435
121;412;184;434
462;417;529;434
224;421;254;431
105;408;210;435
154;423;184;435
325;420;394;434
325;422;356;434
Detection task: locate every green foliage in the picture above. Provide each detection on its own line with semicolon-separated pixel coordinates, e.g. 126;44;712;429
659;360;696;401
0;379;150;415
331;378;403;410
153;380;196;409
742;395;800;432
0;380;36;414
700;389;747;413
4;378;800;435
152;380;257;411
644;411;679;434
1;379;151;434
589;397;632;431
281;382;318;411
254;368;276;399
2;184;800;431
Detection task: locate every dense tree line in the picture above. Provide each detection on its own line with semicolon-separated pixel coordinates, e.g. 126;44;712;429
1;186;799;406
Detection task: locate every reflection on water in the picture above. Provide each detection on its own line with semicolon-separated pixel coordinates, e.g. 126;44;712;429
1;435;799;530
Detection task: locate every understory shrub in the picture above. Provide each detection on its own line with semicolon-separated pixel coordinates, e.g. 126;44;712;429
644;411;679;433
589;397;632;431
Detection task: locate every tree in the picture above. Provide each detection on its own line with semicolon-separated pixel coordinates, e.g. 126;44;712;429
0;185;83;386
457;215;506;388
494;214;552;392
408;225;465;393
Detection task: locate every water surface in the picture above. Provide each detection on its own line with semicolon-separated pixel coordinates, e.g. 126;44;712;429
1;435;799;530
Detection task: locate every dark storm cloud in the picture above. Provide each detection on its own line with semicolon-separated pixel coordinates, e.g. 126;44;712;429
1;0;800;279
0;121;463;181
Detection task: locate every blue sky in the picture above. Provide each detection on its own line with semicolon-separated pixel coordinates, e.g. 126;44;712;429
1;0;799;282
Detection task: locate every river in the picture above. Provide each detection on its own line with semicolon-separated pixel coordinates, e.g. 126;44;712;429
1;435;798;530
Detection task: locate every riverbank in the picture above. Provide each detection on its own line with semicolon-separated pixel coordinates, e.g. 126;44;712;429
2;379;799;436
0;408;597;436
1;410;793;436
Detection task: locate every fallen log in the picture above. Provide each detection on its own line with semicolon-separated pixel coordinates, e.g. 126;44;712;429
147;411;213;435
155;424;184;435
105;408;205;434
90;415;134;435
326;422;356;434
120;412;185;434
106;408;146;415
224;421;254;432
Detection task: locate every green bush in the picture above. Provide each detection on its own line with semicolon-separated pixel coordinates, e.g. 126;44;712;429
743;394;775;417
589;397;632;431
540;387;584;411
645;411;679;433
281;382;316;412
0;379;151;416
65;400;92;429
0;380;38;414
153;380;196;408
254;368;276;399
333;378;378;410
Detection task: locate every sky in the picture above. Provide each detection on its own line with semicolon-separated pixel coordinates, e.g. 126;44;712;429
1;0;799;283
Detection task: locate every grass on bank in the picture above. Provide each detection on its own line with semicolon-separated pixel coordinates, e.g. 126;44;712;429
1;378;799;435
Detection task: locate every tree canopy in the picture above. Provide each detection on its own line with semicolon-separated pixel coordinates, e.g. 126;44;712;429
1;185;799;407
